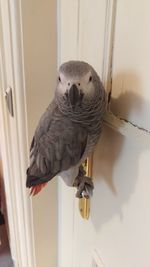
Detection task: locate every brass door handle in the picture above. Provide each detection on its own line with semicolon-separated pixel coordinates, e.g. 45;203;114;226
79;155;93;219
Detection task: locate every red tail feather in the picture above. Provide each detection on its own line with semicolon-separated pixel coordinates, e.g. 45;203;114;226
30;182;48;196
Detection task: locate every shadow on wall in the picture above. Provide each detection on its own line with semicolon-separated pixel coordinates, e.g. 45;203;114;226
110;72;144;118
90;72;148;230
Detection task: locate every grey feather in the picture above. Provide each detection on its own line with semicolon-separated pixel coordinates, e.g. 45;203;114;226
26;102;88;187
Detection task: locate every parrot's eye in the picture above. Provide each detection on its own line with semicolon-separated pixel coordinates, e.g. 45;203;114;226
89;76;92;82
58;76;61;82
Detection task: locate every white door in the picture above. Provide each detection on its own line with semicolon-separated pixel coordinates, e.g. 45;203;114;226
58;1;150;267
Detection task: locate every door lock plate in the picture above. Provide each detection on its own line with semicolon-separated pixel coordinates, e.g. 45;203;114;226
5;86;14;117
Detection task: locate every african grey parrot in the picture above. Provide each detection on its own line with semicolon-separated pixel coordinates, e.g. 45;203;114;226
26;61;107;198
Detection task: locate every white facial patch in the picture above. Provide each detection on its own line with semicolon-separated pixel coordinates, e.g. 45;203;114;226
57;73;70;95
57;71;95;96
79;71;95;96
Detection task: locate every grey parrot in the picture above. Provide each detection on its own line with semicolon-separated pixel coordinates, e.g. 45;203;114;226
26;61;107;198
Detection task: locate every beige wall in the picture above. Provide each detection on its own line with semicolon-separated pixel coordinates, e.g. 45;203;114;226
21;1;57;266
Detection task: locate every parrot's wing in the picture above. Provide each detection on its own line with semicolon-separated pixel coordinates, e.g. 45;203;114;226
26;108;87;188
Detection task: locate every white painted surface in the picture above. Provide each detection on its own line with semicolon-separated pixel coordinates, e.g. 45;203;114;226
92;250;106;267
111;0;150;131
0;1;35;266
59;1;150;267
78;0;107;75
58;1;79;266
73;126;150;267
104;111;150;147
59;0;79;64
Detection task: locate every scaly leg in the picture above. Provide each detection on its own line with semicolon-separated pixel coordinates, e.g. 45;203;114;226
73;165;94;198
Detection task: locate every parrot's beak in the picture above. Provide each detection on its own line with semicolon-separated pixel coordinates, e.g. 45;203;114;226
69;84;80;109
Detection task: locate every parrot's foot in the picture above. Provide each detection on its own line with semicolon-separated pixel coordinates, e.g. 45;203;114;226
73;175;94;198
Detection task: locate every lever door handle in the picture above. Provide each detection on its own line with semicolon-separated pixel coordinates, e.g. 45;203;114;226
79;155;93;220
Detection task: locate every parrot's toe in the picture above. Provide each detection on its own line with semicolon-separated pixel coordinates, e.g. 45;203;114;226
75;176;94;198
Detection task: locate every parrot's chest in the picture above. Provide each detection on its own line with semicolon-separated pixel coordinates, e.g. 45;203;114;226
79;113;103;160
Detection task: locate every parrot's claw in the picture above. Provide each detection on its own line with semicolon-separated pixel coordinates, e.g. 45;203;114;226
74;176;94;198
30;182;48;196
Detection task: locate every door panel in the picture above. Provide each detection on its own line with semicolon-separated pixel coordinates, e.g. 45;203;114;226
78;0;107;75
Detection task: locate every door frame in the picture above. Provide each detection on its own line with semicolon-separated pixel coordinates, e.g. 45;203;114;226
0;1;36;266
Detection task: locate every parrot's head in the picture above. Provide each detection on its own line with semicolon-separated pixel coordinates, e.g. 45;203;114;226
55;61;104;111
